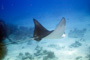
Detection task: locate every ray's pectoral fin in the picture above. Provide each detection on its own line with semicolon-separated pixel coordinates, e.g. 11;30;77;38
33;19;53;41
33;17;66;41
44;17;66;39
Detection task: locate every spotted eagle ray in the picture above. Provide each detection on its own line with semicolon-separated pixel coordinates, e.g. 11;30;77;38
33;17;66;41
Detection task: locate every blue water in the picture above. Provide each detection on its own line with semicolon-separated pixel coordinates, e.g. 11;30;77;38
0;0;90;60
0;0;90;26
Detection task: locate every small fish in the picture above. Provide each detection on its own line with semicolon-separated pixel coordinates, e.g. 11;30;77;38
33;17;66;41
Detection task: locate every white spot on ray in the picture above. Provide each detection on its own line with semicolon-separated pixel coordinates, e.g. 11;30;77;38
62;33;66;38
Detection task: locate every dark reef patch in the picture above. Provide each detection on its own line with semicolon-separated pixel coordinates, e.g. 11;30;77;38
75;56;82;60
85;54;90;60
48;44;65;50
16;52;34;60
68;28;87;38
69;41;82;48
43;51;57;60
6;24;34;43
16;45;58;60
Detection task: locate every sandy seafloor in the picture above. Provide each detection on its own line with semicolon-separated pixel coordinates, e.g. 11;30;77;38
2;14;90;60
0;0;90;60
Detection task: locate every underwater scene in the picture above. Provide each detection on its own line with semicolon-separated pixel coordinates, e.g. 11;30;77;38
0;0;90;60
